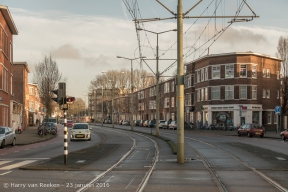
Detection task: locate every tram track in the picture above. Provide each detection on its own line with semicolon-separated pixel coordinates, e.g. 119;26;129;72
77;127;159;192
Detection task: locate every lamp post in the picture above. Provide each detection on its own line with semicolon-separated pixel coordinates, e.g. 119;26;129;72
137;28;176;136
117;56;146;131
101;86;104;126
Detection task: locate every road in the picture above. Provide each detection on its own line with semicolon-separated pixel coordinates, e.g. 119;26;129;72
0;124;287;192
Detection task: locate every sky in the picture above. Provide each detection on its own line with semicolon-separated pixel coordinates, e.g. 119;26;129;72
1;0;288;100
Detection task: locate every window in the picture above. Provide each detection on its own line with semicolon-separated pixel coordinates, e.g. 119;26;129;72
29;87;34;95
29;101;34;109
267;69;270;78
205;67;208;80
211;87;220;100
266;90;270;98
164;82;170;93
185;94;191;105
252;65;257;78
149;87;155;97
212;66;220;79
277;90;279;99
262;68;266;78
225;64;234;78
171;81;174;92
225;86;234;100
149;100;156;109
239;86;247;99
197;90;200;102
138;91;144;99
205;87;208;101
185;75;191;87
164;97;170;108
201;68;204;82
201;89;204;101
10;42;13;63
197;71;200;83
252;86;257;100
277;71;280;79
171;97;175;107
267;112;272;124
262;89;266;98
240;65;247;78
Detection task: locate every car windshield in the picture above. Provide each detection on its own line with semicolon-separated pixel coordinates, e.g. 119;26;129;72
0;128;5;134
252;124;262;128
73;124;88;129
67;121;73;123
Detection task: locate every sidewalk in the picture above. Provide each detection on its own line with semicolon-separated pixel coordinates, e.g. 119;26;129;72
16;126;56;145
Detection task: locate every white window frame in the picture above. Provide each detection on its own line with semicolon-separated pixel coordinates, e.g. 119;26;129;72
252;65;257;78
225;64;234;78
277;90;279;99
205;87;208;101
240;65;247;78
164;97;170;108
29;87;34;95
164;82;170;93
201;88;204;101
201;68;204;82
225;86;234;100
211;87;220;100
171;97;175;107
205;67;208;80
252;86;257;100
267;112;272;124
239;86;247;99
212;66;220;79
262;68;267;78
267;69;270;78
171;81;174;92
185;94;191;106
197;90;200;102
266;89;270;99
197;70;200;83
262;89;266;98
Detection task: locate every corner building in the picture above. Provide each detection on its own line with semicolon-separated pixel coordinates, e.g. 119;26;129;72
185;52;282;130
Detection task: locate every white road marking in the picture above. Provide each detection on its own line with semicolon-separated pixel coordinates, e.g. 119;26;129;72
0;161;11;166
125;175;136;189
0;153;7;155
0;160;37;170
76;160;86;163
276;157;286;161
13;151;19;153
0;171;12;175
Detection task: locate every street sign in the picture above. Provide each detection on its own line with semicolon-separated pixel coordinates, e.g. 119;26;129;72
275;106;280;114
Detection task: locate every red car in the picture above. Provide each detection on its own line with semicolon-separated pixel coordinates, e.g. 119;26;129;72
237;123;265;137
280;129;288;141
66;120;74;127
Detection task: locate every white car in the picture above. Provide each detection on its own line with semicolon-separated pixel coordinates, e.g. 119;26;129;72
70;123;91;141
159;120;166;129
0;126;16;148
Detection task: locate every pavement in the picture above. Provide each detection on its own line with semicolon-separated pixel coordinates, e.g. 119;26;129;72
15;123;283;171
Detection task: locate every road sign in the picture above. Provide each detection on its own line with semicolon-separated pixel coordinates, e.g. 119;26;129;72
275;106;280;114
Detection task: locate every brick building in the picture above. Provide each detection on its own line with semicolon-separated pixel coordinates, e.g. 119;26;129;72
27;83;43;126
0;5;18;127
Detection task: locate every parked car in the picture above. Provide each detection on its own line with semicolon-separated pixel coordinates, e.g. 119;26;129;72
70;123;91;141
163;119;172;129
118;120;123;125
134;120;141;126
122;120;130;126
143;120;149;127
148;119;156;128
0;126;16;148
168;121;177;130
158;120;166;128
237;123;265;137
66;120;74;127
43;122;57;133
280;129;288;141
139;120;146;127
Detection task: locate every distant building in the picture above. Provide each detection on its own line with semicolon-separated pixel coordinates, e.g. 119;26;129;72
0;5;18;127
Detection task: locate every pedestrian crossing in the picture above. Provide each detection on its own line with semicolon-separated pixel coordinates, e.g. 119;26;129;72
0;159;45;170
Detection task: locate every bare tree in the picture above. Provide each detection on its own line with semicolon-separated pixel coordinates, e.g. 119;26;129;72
33;55;65;117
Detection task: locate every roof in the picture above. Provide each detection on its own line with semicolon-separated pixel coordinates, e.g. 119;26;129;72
13;62;30;73
184;52;283;66
0;5;18;35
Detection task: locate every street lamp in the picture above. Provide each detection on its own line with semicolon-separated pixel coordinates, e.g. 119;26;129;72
117;56;146;131
137;28;177;136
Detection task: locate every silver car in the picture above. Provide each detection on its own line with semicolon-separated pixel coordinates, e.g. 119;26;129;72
70;123;91;141
0;126;16;148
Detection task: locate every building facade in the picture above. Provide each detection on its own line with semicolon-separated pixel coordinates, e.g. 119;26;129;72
0;5;18;127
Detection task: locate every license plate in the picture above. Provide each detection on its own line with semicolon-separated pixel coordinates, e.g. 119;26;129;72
76;134;84;138
256;132;260;135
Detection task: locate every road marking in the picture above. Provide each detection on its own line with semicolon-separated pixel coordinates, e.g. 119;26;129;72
13;151;19;153
0;161;11;166
276;157;286;161
0;171;12;175
76;160;86;163
0;160;37;170
0;153;7;155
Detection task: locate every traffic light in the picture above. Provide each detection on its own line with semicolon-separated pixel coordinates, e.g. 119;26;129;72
51;90;59;103
66;97;75;103
51;83;66;105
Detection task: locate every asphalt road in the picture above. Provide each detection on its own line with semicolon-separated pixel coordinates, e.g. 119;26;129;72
0;124;287;192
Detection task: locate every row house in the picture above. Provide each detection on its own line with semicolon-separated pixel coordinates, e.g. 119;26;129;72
92;52;282;131
0;5;18;127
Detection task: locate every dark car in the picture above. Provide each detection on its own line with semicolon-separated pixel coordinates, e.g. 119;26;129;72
237;123;265;137
134;120;141;126
43;122;57;133
148;119;156;128
280;129;288;141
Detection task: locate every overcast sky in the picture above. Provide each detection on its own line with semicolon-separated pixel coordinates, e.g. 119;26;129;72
1;0;288;100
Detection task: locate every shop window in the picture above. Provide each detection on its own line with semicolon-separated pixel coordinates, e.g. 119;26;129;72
211;86;220;100
212;66;220;79
240;65;247;78
252;65;257;78
225;86;234;100
239;86;247;99
225;64;234;78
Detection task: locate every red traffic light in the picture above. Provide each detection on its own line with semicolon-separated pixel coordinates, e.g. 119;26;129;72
66;97;75;103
